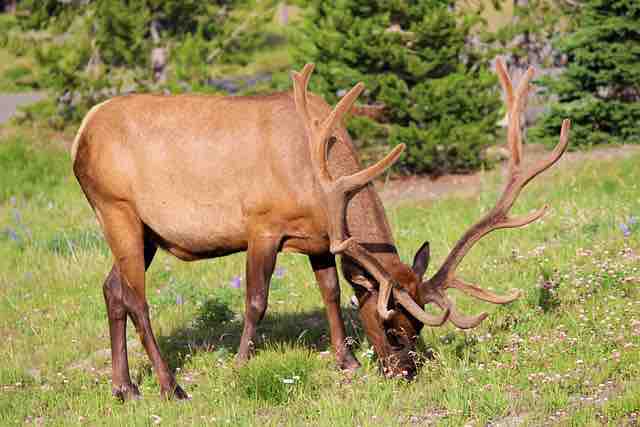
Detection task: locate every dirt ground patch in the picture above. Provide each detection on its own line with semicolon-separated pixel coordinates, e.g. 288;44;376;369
0;92;46;124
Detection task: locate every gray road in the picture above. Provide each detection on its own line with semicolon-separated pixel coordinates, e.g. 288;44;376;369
0;92;46;124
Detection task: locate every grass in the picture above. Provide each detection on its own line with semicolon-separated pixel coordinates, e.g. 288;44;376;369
0;44;38;92
0;131;639;426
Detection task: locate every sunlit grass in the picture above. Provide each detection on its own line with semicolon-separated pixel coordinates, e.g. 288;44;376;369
0;133;639;426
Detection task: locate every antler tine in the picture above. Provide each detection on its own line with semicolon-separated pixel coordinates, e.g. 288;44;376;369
421;59;571;330
291;63;316;130
508;66;534;170
521;119;571;188
495;58;513;109
336;144;406;194
393;288;449;326
424;288;487;329
321;83;365;144
449;278;520;304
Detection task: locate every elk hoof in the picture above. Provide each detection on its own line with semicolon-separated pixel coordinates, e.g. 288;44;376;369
112;383;141;401
162;383;190;401
338;352;361;372
235;344;255;367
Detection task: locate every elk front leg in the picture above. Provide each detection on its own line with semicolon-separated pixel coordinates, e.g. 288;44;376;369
309;254;360;371
236;235;280;365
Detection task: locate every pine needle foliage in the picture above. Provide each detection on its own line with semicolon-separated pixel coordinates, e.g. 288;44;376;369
530;0;640;147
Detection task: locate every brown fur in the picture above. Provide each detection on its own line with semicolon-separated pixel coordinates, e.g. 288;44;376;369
73;90;420;399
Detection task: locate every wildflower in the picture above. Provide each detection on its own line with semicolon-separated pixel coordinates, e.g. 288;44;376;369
6;228;19;242
619;223;631;237
274;267;286;279
176;295;184;305
230;276;242;289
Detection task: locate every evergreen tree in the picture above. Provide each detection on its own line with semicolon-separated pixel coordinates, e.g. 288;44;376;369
531;0;640;147
287;0;502;175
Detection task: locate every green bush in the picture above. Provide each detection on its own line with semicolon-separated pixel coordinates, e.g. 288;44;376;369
0;14;18;46
530;0;640;147
4;31;31;57
172;31;211;83
2;65;35;88
94;0;151;68
0;136;69;201
284;0;501;175
17;0;67;30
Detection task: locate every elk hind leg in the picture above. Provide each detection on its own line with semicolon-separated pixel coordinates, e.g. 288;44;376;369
103;265;139;400
99;204;187;400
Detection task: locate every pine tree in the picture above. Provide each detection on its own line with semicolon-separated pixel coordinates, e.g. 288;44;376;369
530;0;640;147
287;0;501;175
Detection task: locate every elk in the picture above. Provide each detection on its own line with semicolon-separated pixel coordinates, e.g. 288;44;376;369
72;58;569;400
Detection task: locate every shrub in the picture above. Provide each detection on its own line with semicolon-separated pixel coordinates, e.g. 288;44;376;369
94;0;151;68
0;14;18;46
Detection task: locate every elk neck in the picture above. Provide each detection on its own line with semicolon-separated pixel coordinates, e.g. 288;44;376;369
324;127;414;290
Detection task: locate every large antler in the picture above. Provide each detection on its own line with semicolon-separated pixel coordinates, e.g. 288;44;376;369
420;58;571;329
291;64;449;325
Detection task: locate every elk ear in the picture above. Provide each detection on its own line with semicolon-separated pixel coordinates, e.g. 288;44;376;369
412;241;430;280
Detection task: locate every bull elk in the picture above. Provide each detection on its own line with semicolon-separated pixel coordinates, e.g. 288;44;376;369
72;58;569;400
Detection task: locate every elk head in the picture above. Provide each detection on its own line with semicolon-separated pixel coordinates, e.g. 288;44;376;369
291;59;570;379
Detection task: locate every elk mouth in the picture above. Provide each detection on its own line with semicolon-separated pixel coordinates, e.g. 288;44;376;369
379;348;418;380
380;328;419;380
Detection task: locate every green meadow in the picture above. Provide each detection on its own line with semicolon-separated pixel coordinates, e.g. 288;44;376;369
0;132;639;426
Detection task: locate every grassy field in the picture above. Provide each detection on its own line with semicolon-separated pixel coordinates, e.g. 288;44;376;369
0;130;639;426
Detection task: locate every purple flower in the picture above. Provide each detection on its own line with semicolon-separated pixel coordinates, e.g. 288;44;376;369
274;267;286;279
6;228;19;242
230;276;242;289
176;295;184;305
619;223;631;237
